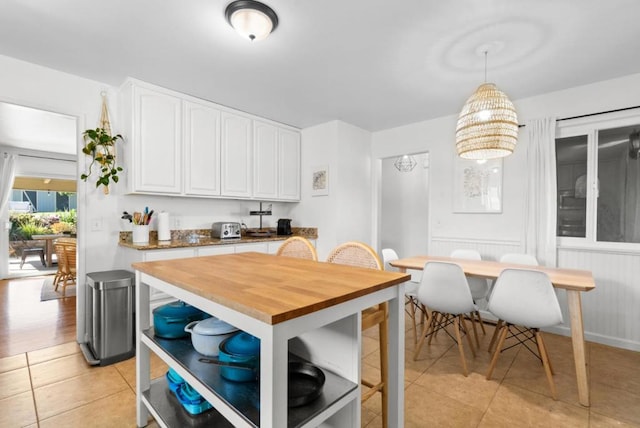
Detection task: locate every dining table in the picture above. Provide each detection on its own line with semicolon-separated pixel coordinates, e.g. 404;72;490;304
389;255;596;407
31;234;65;267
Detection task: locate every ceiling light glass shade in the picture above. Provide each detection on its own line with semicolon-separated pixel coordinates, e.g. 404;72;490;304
394;155;417;172
225;0;278;42
455;82;518;160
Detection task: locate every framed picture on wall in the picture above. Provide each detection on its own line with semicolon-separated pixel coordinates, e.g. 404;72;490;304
453;158;503;213
311;165;329;196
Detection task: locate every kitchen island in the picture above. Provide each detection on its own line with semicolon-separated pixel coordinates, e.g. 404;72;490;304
133;252;409;427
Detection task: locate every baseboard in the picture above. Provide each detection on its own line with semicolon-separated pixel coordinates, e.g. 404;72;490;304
544;325;640;352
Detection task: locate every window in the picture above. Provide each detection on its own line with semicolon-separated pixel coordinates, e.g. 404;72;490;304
556;112;640;246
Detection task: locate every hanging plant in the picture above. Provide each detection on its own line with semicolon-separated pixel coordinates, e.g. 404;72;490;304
81;127;123;193
81;92;123;194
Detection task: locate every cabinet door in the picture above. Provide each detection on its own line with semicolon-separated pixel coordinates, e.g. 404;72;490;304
196;246;235;256
235;242;268;253
221;112;252;198
144;248;195;300
253;121;279;199
278;129;301;200
134;86;182;193
184;101;221;196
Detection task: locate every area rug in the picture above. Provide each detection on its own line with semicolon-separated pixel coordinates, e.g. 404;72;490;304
40;277;76;301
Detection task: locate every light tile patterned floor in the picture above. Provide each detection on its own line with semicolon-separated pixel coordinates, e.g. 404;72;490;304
0;319;638;427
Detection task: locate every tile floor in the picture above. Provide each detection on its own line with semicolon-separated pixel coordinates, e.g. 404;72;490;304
1;320;638;427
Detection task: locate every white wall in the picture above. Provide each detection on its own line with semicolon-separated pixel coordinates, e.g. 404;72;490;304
291;120;372;259
371;72;640;350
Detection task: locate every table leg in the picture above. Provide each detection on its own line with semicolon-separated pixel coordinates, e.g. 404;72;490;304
386;285;405;427
46;240;53;267
567;289;589;406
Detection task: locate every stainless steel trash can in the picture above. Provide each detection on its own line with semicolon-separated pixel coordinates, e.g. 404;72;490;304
81;270;135;366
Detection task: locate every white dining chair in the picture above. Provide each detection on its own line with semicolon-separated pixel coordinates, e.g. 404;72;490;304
486;268;563;399
487;253;540;353
450;249;489;347
414;261;476;376
381;248;423;345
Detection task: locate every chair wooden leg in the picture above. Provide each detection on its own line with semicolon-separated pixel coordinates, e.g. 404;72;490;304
469;312;481;349
486;324;509;380
535;331;558;400
413;311;434;360
488;319;504;353
453;316;468;376
459;315;476;357
378;312;389;428
475;310;486;334
407;297;417;346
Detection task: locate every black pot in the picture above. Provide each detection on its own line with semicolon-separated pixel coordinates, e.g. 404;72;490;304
153;301;208;339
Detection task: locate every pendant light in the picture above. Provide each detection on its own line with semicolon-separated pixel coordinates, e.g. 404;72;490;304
394;155;417;172
225;0;278;42
455;51;518;159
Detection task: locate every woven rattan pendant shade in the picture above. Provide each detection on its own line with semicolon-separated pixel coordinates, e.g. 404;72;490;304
455;82;518;159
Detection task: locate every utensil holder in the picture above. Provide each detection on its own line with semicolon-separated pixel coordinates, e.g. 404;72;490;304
132;225;150;244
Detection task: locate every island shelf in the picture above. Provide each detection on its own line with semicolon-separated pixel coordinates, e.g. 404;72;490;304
134;252;408;427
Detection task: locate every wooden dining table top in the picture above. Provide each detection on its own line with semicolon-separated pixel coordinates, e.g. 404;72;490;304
389;255;595;292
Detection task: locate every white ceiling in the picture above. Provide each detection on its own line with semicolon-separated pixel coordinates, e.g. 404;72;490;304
0;102;77;154
1;0;640;133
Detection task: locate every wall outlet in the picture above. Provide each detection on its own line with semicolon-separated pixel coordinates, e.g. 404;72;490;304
91;217;103;231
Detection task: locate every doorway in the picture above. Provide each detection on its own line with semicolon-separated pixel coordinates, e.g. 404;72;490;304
379;152;430;259
0;101;78;280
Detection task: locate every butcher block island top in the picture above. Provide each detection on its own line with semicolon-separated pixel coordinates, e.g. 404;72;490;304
132;252;410;324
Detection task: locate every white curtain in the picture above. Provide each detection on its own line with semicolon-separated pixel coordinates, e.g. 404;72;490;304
0;153;16;217
0;153;17;279
524;118;557;266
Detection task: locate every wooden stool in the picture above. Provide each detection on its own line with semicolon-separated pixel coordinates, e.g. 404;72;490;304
327;241;389;428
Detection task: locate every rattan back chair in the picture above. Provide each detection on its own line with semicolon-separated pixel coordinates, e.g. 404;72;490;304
53;240;77;296
276;236;318;261
326;241;389;428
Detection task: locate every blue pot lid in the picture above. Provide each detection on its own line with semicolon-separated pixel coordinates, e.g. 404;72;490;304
192;317;238;336
153;300;204;319
224;332;260;355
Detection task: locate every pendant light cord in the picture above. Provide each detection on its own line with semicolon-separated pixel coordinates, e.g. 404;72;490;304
484;51;488;83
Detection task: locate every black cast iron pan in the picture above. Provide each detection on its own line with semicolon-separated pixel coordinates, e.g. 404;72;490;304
287;361;325;408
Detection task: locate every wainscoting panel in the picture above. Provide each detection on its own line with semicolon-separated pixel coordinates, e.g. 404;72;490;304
429;236;640;351
429;236;523;260
555;247;640;350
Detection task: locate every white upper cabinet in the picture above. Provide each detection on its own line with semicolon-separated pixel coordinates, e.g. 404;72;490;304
130;85;182;194
253;120;301;201
120;79;300;201
253;120;279;199
278;128;301;200
183;100;221;196
221;111;252;198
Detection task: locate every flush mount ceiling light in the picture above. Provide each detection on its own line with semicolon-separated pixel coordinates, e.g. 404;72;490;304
394;155;417;172
225;0;278;42
455;50;518;160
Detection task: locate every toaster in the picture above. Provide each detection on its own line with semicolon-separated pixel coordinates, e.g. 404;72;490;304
211;222;241;240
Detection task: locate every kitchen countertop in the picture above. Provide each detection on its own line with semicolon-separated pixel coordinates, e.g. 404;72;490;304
118;227;318;250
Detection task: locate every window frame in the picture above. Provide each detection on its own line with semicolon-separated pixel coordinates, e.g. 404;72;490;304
556;109;640;253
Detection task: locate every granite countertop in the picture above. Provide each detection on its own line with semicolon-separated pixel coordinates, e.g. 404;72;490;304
119;227;318;250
